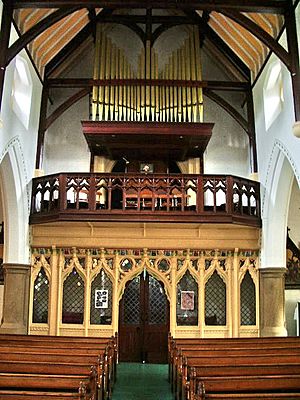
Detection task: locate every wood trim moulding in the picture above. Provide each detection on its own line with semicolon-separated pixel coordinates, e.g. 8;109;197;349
81;120;214;137
12;1;288;14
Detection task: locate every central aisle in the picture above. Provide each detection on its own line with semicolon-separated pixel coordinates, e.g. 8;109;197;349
112;363;173;400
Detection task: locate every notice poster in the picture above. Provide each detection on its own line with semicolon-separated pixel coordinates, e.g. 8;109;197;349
95;290;108;309
181;291;194;310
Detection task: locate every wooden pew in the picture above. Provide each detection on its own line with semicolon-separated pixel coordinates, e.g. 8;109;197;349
173;348;300;396
189;370;300;400
0;347;114;398
0;335;116;400
174;353;300;399
168;334;300;385
169;335;300;400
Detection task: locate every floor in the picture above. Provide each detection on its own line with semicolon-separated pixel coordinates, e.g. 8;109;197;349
112;362;173;400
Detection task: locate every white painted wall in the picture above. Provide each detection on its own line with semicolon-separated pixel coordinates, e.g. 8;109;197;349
253;4;300;271
252;4;300;336
43;45;93;174
288;177;300;247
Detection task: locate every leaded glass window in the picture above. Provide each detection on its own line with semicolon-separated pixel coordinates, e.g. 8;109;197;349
240;271;256;325
90;270;113;325
205;271;226;325
176;270;198;326
123;276;141;324
62;268;84;324
149;275;167;324
32;267;49;323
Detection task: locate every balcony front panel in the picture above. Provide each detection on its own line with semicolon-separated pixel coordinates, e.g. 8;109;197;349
30;173;261;227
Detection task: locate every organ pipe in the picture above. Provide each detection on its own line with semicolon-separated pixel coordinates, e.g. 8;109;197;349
92;25;203;123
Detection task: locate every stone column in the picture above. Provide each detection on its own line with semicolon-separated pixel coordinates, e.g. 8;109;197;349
259;267;287;337
0;263;30;334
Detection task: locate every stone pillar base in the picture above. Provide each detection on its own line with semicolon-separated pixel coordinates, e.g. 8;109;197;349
0;263;30;334
259;267;287;337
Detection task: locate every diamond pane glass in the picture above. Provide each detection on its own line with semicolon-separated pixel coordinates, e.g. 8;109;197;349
123;276;141;324
205;271;226;325
240;271;256;325
62;268;84;324
149;275;167;324
32;268;49;323
90;270;113;325
176;270;198;326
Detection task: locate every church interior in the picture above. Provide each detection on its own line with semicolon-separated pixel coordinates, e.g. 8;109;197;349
0;0;300;398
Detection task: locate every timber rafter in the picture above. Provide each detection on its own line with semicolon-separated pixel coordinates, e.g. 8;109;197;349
7;7;81;66
220;10;292;72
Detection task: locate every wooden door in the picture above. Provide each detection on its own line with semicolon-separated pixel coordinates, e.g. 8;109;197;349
119;272;169;363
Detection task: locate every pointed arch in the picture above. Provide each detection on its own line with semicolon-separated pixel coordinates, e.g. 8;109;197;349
0;138;30;264
261;141;297;268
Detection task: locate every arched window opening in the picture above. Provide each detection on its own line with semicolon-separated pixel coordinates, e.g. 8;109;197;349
176;270;198;326
90;269;113;325
62;268;84;324
240;271;256;325
205;271;226;325
263;60;283;130
11;55;33;129
32;267;49;323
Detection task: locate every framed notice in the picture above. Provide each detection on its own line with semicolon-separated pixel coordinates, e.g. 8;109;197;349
181;291;194;311
95;289;108;309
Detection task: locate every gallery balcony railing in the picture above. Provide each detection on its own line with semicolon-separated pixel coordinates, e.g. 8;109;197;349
30;173;261;226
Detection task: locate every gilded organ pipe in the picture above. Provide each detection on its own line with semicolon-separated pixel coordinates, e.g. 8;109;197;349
194;26;204;122
92;25;203;123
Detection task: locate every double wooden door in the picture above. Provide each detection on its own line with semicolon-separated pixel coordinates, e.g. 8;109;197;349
119;272;169;363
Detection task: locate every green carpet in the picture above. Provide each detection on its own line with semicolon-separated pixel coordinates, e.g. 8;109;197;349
112;363;173;400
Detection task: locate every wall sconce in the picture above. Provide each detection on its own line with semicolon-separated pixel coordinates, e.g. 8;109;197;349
292;121;300;138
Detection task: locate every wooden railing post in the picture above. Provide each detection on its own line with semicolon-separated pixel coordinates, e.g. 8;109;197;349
197;175;204;214
226;176;234;215
59;174;67;211
89;174;97;211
